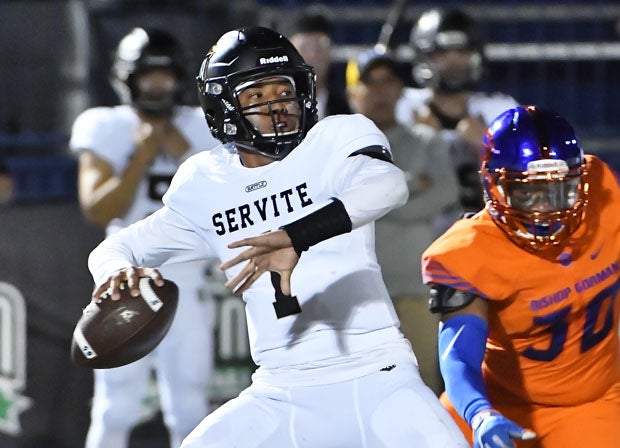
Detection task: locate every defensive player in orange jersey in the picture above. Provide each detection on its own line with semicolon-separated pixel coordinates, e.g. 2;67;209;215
421;105;620;448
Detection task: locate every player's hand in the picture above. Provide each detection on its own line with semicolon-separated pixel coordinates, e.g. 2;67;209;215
137;114;189;162
472;410;536;448
92;267;163;302
220;230;299;296
134;121;164;165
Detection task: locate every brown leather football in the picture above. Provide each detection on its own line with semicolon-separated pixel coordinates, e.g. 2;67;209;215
71;278;179;369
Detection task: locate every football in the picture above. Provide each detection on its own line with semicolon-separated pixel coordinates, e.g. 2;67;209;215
71;278;179;369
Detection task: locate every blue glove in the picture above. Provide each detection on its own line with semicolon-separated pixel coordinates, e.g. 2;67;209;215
472;411;536;448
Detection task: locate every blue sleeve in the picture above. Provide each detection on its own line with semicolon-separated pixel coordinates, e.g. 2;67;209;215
438;313;493;426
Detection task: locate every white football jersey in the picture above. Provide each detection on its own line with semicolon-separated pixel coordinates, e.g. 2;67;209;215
395;86;519;128
69;104;220;234
89;113;414;385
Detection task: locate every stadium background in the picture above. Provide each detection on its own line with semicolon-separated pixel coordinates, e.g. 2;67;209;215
0;0;618;447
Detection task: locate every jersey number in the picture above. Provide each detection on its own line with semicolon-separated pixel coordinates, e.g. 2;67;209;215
270;272;301;319
522;281;618;362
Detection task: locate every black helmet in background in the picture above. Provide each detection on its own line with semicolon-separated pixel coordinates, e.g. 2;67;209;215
197;26;317;160
111;27;187;115
410;8;484;93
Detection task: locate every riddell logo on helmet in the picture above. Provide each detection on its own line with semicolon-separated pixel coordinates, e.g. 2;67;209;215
222;99;235;111
259;55;289;65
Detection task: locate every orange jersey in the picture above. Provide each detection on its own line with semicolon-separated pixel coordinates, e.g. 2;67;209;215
422;155;620;407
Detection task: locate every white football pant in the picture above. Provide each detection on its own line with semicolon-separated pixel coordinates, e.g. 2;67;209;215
181;362;468;448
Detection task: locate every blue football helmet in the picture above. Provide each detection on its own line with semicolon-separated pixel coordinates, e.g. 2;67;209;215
480;105;589;251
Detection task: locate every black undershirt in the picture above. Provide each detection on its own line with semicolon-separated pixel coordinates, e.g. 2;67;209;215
427;101;464;130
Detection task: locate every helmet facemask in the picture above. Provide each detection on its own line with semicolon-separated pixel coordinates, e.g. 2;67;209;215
482;159;589;252
200;64;317;160
230;75;306;159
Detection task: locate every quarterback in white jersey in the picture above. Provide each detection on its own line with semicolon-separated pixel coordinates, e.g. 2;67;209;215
87;26;469;448
70;27;219;448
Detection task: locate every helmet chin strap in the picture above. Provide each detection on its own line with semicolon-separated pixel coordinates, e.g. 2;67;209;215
233;140;295;161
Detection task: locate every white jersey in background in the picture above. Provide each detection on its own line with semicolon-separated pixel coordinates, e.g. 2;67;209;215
396;86;519;129
70;104;218;233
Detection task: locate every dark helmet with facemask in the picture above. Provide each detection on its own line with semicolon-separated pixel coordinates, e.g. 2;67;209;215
410;8;484;93
196;26;317;160
111;27;187;115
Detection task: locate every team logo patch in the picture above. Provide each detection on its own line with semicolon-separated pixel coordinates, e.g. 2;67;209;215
245;181;267;192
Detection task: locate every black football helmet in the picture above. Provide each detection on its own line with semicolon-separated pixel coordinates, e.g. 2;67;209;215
111;27;187;115
196;26;317;159
410;8;484;92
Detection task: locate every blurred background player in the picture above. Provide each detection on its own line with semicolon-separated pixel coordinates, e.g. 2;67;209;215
87;25;469;448
346;49;459;394
398;7;518;223
423;105;620;447
285;6;351;119
69;27;218;448
0;158;14;205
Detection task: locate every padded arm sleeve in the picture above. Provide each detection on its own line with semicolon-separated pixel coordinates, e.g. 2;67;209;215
282;155;408;255
88;206;210;286
438;313;493;426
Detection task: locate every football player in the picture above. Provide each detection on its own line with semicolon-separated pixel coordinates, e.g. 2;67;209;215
422;105;620;447
398;7;517;129
86;26;469;447
70;27;219;448
397;7;518;216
